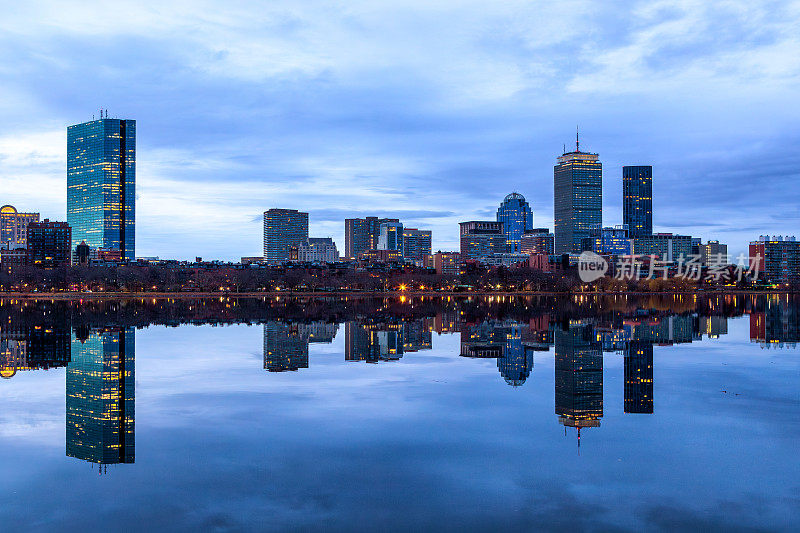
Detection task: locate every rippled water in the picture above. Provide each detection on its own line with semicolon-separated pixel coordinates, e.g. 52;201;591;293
1;295;798;531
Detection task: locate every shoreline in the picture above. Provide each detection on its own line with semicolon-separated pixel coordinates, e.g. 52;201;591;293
0;289;793;301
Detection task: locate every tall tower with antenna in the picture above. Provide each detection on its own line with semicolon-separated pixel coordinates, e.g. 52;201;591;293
553;130;602;254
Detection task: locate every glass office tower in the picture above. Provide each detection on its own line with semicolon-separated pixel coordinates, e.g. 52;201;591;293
66;327;135;467
622;165;653;238
496;193;533;252
554;138;602;254
67;117;136;260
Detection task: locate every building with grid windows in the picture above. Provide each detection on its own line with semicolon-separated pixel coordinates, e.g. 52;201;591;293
581;225;632;256
263;209;309;263
459;221;506;260
622;166;653;238
749;236;800;284
496;193;533;252
554;137;602;254
1;205;39;250
66;327;135;467
344;217;400;259
27;220;72;268
402;228;432;263
520;228;554;255
67;116;136;260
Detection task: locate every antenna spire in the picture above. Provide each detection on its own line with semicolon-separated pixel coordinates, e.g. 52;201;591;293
576;125;580;152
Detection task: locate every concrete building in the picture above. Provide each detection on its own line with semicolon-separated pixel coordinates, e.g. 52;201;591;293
459;221;506;260
428;252;461;275
263;209;309;263
295;238;339;263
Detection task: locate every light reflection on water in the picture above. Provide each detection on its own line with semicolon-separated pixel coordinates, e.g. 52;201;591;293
0;295;798;531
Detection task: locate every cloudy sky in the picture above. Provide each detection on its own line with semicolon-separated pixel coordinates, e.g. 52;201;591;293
1;0;799;260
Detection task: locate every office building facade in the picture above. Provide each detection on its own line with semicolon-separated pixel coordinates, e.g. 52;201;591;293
749;236;800;284
402;228;432;263
582;225;632;256
459;221;506;260
344;217;399;259
520;228;554;255
633;233;693;262
554;142;602;254
622;166;653;238
67;117;136;260
700;240;728;266
1;205;39;249
496;193;533;252
263;209;309;263
27;220;72;268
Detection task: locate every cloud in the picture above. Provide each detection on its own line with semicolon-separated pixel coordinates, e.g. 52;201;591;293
0;1;798;259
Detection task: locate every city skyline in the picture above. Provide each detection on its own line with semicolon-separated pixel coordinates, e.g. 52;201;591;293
0;2;798;261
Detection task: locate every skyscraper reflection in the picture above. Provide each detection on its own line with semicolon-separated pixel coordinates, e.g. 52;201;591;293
263;322;310;372
624;340;653;414
66;327;135;470
555;321;603;439
460;320;535;386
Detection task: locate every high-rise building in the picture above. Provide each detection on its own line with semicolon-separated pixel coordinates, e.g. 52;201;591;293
700;240;728;266
520;228;554;255
344;217;399;259
66;327;135;467
67;116;136;260
27;220;72;268
496;193;533;252
554;135;602;254
459;221;506;260
622;166;653;238
402;228;432;262
263;209;309;263
624;340;653;414
749;236;800;284
0;205;39;249
378;221;403;254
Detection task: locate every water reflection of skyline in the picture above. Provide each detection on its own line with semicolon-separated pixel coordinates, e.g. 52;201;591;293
1;294;799;460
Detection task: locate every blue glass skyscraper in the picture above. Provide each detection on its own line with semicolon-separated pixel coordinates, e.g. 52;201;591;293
623;165;653;238
496;193;533;252
67;116;136;260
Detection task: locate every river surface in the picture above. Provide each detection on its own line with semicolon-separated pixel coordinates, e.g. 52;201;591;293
0;295;798;531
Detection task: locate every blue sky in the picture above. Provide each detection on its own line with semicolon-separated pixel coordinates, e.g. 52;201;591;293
1;0;799;260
